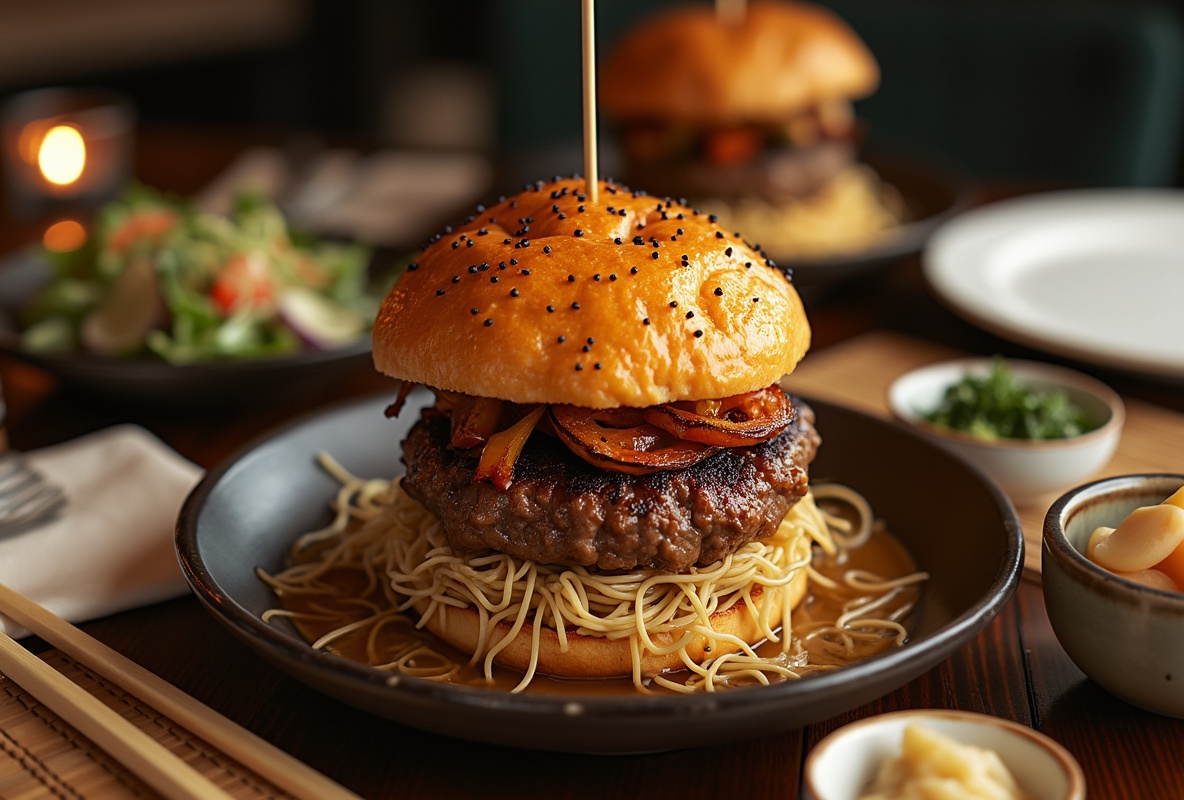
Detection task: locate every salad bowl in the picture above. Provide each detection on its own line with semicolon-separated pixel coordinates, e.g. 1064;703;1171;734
0;248;376;405
0;190;393;406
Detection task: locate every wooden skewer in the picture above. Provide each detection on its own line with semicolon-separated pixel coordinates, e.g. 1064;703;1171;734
0;628;235;800
581;0;599;204
0;582;362;800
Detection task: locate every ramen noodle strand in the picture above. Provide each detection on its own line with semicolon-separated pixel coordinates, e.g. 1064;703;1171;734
845;570;930;593
483;565;539;676
259;459;925;693
812;483;875;550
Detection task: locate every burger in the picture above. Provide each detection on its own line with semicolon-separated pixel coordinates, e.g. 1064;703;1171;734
599;0;901;260
372;176;819;689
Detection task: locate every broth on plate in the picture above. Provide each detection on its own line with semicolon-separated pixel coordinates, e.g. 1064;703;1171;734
261;481;924;696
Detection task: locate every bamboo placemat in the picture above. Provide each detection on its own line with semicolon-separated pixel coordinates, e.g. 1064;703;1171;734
785;330;1184;578
0;649;293;799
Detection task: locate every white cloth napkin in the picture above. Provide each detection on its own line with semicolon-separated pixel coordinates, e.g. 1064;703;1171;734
0;425;203;638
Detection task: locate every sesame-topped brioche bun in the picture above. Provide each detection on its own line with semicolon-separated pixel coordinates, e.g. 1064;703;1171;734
599;0;878;126
372;177;810;409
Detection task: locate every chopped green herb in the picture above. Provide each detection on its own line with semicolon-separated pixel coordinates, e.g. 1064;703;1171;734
922;357;1094;440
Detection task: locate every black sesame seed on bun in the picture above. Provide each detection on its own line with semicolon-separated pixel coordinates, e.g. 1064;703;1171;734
372;177;810;409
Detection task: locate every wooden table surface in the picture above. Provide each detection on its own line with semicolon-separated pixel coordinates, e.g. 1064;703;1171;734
2;126;1183;799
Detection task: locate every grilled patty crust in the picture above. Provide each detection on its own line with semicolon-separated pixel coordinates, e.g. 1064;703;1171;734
400;398;820;572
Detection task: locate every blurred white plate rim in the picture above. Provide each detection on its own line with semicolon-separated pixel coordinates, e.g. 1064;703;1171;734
923;189;1184;380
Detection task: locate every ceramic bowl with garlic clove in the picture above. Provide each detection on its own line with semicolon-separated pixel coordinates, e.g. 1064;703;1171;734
1043;473;1184;717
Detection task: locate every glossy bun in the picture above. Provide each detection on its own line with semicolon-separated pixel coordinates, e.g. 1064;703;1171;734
600;0;878;125
373;178;810;408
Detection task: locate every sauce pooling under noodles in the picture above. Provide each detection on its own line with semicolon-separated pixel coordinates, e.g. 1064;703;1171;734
258;455;927;695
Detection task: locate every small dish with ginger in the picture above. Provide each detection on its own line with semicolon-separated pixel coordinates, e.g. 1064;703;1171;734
803;709;1084;800
1043;473;1184;718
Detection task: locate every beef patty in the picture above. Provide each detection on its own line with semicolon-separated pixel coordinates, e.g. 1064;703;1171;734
400;398;820;572
625;140;855;204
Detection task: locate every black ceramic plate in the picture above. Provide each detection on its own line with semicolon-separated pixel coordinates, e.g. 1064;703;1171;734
784;155;970;289
176;392;1022;754
0;250;372;405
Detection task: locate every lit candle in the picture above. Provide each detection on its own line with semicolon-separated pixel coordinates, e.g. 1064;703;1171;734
38;125;88;187
1;88;134;218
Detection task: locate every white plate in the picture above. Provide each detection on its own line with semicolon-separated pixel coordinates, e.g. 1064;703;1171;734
923;190;1184;380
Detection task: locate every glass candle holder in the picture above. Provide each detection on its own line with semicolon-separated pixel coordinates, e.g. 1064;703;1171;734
1;88;135;220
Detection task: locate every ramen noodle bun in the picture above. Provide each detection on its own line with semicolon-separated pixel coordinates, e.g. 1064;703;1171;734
700;164;905;260
861;723;1033;800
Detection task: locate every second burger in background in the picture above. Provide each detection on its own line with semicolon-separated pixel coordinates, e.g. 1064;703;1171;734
600;0;904;261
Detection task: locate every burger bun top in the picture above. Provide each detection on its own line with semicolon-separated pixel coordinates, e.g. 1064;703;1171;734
600;0;878;125
372;178;810;408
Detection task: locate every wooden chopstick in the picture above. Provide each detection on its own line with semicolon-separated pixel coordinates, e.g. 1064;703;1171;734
0;628;235;800
0;582;362;800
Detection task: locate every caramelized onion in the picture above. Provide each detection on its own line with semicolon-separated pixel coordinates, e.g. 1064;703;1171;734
384;381;417;418
643;385;794;447
550;405;718;474
432;389;463;411
449;396;505;449
405;385;793;487
475;406;545;490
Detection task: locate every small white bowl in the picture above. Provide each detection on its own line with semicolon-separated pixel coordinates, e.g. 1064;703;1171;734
803;709;1085;800
886;358;1124;506
1043;473;1184;717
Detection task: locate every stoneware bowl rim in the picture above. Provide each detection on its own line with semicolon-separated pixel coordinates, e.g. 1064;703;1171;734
1043;472;1184;605
802;708;1086;800
887;357;1125;453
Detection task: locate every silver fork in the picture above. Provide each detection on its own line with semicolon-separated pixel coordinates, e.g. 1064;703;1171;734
0;452;66;537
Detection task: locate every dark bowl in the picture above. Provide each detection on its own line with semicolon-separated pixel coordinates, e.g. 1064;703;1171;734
0;249;373;406
176;393;1022;754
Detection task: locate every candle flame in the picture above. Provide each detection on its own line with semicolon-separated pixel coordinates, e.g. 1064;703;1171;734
37;124;86;186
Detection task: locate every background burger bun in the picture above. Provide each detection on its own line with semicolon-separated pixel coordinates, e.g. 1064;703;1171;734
599;0;879;125
373;178;810;409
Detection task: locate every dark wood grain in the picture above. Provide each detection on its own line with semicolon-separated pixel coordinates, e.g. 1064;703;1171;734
3;127;1184;799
